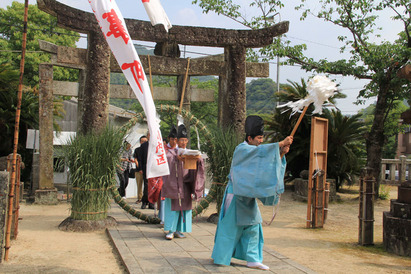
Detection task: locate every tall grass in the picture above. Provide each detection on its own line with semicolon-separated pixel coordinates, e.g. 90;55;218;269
62;127;125;221
203;126;242;213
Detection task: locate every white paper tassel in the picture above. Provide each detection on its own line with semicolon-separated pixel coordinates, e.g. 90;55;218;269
278;75;338;115
176;114;184;126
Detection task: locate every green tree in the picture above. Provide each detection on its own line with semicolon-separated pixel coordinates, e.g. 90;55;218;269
0;62;39;181
323;109;367;191
190;77;219;130
360;101;409;159
0;2;80;87
246;78;277;115
193;0;411;195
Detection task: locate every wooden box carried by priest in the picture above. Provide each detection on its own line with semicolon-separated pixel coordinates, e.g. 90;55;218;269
183;155;201;169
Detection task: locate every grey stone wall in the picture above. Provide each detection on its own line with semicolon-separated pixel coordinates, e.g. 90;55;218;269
0;171;9;263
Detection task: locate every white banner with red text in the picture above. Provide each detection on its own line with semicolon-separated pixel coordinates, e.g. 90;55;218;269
141;0;172;32
89;0;169;178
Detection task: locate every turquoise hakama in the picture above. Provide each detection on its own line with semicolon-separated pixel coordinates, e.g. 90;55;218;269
212;142;286;265
163;198;192;233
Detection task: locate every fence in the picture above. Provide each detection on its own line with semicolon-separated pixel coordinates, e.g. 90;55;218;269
381;155;410;185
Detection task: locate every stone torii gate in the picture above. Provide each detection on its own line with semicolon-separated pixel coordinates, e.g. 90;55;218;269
35;0;288;202
37;0;289;133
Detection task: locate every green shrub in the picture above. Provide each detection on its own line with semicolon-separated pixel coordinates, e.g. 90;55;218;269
61;127;125;220
378;184;390;200
203;126;242;213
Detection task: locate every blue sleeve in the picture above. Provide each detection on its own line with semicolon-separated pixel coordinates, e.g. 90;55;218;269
231;142;286;198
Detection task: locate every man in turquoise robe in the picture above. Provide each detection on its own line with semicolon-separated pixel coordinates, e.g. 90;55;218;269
212;115;293;270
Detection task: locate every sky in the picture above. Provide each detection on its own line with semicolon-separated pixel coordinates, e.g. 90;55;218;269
1;0;404;115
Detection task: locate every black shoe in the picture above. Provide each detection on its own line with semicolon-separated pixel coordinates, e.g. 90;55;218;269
148;203;155;209
141;203;147;209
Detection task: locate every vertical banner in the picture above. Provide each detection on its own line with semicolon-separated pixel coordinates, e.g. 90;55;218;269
89;0;169;178
141;0;172;31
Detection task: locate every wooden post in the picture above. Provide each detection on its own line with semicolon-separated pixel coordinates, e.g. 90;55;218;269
358;170;364;244
362;173;375;245
312;170;325;228
306;172;313;228
323;182;330;224
359;167;375;245
307;117;328;228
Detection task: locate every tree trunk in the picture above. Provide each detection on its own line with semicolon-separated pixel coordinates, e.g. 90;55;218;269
80;31;111;134
366;83;390;198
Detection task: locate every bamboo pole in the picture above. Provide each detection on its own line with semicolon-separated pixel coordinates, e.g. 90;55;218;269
4;0;29;261
147;55;153;98
13;155;21;239
178;58;191;114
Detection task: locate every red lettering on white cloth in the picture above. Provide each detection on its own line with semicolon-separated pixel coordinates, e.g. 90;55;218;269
121;60;145;93
102;9;130;44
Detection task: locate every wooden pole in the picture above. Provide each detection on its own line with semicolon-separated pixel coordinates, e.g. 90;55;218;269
323;182;330;224
13;155;21;239
147;55;154;98
306;171;313;228
358;172;364;244
281;105;308;158
4;0;28;261
178;58;190;114
362;173;375;245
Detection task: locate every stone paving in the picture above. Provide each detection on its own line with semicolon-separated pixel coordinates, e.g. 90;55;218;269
107;200;316;274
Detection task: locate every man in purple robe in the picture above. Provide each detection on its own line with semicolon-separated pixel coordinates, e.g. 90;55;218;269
161;124;205;240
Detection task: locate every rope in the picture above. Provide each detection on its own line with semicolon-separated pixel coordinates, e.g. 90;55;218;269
264;195;281;226
110;186;161;224
119;104;220;221
71;210;106;215
72;187;109;191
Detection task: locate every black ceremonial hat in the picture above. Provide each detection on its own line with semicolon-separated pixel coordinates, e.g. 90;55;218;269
168;125;177;138
245;115;264;136
177;124;188;138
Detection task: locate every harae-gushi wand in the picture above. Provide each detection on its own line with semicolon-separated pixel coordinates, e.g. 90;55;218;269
279;75;338;158
266;76;338;226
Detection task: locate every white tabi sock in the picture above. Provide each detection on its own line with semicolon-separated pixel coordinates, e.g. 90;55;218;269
246;262;270;270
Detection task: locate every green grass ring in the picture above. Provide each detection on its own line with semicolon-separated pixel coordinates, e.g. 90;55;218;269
116;105;220;222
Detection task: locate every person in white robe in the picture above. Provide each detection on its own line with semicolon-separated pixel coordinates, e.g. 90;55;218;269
212;115;293;270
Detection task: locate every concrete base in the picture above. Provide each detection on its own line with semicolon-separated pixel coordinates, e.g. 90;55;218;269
383;211;411;256
35;188;58;205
